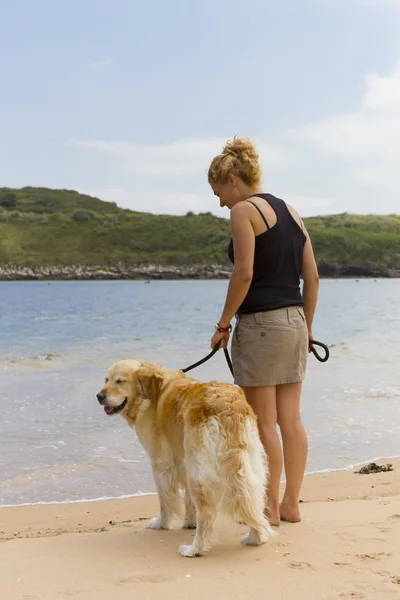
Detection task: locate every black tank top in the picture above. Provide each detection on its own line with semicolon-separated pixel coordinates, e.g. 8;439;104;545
228;193;306;313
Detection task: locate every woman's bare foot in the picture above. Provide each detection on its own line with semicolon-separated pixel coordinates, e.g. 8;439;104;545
279;501;301;523
264;504;281;527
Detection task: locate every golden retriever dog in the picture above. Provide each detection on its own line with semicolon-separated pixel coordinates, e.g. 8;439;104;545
96;360;275;557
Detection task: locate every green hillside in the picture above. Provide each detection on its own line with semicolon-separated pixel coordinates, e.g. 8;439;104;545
1;187;399;275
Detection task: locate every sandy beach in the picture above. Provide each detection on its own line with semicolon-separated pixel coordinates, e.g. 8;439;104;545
1;459;399;600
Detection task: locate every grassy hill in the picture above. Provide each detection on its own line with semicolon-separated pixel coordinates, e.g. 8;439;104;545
1;187;400;276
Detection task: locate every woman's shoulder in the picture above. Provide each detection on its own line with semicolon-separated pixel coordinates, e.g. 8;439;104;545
230;201;255;217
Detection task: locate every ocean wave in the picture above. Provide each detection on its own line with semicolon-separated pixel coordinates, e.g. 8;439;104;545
0;463;98;488
365;387;400;399
0;351;111;373
0;352;63;362
0;491;156;508
0;353;72;374
2;453;399;508
342;386;400;400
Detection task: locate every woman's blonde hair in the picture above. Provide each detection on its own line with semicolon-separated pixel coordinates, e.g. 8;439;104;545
208;136;262;187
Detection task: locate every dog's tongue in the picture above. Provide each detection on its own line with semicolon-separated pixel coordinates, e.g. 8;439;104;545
104;406;114;414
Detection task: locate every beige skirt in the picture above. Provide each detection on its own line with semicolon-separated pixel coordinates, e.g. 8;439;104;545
230;306;309;387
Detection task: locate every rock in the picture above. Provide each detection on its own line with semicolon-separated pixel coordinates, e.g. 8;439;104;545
354;462;394;475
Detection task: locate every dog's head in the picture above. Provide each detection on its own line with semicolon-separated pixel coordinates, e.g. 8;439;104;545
96;360;166;423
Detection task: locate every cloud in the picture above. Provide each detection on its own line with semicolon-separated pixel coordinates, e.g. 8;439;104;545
76;187;336;218
69;137;297;215
68;59;400;217
77;187;128;206
284;59;400;193
363;64;400;112
87;58;113;70
67;137;291;177
125;192;215;215
284;195;337;212
76;187;224;216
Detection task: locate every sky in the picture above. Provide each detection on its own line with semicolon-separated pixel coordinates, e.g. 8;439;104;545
1;0;399;217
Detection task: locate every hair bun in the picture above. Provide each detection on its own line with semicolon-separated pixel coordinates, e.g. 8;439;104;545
208;135;262;186
221;136;259;164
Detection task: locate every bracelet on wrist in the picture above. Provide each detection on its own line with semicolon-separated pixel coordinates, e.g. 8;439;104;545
215;323;232;333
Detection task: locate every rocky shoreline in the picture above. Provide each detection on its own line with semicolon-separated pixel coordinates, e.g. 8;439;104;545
0;263;233;281
0;262;399;281
317;262;400;278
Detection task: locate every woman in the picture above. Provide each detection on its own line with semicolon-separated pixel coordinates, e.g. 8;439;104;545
209;136;319;527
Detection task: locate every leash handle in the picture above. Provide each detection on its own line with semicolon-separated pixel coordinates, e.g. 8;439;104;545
309;339;330;363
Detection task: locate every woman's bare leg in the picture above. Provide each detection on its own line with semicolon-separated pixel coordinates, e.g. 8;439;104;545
242;385;282;526
276;382;308;522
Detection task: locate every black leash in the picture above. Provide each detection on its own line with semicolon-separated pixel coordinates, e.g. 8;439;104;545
182;339;329;376
309;339;330;363
182;341;234;376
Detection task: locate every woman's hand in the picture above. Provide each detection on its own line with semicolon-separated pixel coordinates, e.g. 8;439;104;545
211;330;230;350
308;330;313;353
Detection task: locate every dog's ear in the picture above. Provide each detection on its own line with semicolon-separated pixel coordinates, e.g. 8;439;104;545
136;363;164;403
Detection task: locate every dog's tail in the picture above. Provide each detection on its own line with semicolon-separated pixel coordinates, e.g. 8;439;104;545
220;416;275;541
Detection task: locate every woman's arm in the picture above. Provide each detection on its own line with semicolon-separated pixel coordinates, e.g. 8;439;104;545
301;225;320;339
211;203;255;348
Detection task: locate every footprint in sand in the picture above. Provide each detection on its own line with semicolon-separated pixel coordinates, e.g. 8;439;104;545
273;541;290;547
356;552;392;561
388;514;400;521
372;569;400;589
339;533;386;544
118;574;171;585
289;561;316;571
135;574;169;584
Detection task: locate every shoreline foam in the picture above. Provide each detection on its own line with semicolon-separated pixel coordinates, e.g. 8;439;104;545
1;455;398;509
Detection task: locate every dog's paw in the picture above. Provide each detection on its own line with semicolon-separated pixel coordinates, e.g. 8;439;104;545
182;522;196;530
242;524;275;546
242;528;269;546
147;516;169;530
178;544;202;558
242;532;262;546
